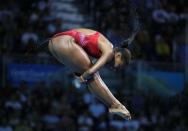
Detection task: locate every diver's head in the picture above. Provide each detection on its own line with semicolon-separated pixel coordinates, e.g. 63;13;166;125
113;47;132;69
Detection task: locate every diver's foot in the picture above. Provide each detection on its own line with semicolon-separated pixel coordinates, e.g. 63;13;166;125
109;104;131;120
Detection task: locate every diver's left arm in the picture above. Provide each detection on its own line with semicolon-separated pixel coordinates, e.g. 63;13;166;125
81;39;113;81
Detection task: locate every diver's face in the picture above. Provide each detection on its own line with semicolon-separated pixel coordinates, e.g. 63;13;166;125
114;52;124;68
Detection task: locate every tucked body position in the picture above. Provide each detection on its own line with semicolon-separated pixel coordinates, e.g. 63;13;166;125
48;28;132;119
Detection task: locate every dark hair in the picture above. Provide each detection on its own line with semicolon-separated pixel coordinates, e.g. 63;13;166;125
115;47;132;65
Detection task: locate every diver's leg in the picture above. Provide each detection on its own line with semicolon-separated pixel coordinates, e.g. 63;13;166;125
87;72;131;119
87;72;120;107
48;35;92;71
48;36;130;119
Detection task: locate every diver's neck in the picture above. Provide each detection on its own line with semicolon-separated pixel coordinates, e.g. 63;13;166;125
106;50;115;67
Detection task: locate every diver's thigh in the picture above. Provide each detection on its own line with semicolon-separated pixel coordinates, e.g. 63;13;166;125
49;36;92;73
70;43;93;72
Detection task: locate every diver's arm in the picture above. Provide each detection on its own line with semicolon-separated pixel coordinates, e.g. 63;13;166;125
81;39;113;80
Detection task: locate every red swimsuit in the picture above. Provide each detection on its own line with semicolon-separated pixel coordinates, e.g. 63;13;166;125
53;30;102;58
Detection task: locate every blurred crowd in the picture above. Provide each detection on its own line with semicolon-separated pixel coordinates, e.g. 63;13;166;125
0;0;187;63
80;0;187;63
0;0;62;56
0;0;187;130
0;81;187;131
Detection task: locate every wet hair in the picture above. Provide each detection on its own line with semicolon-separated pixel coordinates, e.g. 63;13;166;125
115;47;132;65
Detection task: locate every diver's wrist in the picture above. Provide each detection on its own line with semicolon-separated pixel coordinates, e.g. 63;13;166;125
80;75;86;82
82;69;94;81
82;70;90;79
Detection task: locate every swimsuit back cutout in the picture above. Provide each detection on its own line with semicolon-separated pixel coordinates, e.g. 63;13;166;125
53;30;101;58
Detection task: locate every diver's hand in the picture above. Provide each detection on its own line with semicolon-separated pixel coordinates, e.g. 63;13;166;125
82;70;91;80
75;75;86;83
79;70;92;83
79;75;87;83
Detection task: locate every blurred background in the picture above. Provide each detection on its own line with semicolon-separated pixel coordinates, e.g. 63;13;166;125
0;0;187;131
